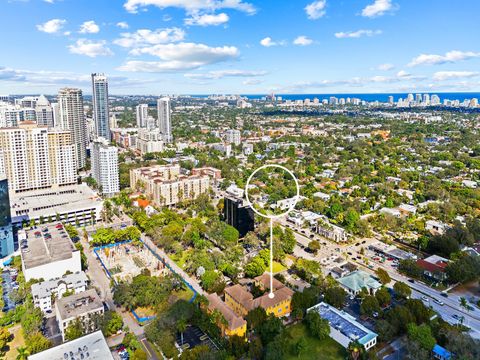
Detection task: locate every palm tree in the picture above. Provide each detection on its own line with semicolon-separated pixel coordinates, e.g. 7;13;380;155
177;319;187;346
16;346;30;360
348;340;364;360
459;297;468;310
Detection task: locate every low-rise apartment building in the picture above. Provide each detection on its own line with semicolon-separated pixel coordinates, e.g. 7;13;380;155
31;271;88;313
55;289;104;342
224;273;294;318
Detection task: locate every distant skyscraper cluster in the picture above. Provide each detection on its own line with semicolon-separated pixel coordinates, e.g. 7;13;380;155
0;72;124;258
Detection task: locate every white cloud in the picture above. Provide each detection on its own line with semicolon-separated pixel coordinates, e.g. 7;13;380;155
361;0;396;18
36;19;66;34
243;79;264;85
377;63;394;71
68;39;113;57
335;29;382;38
0;66;158;89
305;0;327;20
116;22;129;29
432;71;479;81
396;70;410;77
124;0;256;15
114;28;185;47
185;12;229;26
118;42;239;72
293;36;313;46
79;20;100;34
260;37;283;47
408;50;480;67
185;69;267;80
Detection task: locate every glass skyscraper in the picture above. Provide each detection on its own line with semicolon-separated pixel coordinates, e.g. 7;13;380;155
91;73;110;141
0;177;14;257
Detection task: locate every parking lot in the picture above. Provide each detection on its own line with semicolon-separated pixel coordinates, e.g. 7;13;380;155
176;326;219;352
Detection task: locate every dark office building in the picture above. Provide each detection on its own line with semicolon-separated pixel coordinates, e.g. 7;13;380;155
224;197;255;238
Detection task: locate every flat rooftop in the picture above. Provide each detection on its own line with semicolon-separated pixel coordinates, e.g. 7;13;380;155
28;330;113;360
10;184;102;222
308;302;377;346
31;271;88;299
22;224;76;269
56;289;103;321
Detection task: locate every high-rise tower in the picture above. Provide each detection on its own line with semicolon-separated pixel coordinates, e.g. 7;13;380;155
58;87;87;169
157;97;172;143
91;73;110;141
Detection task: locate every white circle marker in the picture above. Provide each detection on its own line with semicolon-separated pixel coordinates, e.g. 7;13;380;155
245;164;300;298
245;164;300;220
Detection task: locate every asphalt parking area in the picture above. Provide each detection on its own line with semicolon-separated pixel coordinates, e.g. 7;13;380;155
176;326;219;351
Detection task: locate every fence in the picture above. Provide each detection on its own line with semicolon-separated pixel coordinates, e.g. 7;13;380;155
93;239;197;324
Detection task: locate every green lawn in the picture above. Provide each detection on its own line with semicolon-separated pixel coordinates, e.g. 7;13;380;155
174;287;195;301
283;323;347;360
5;326;25;360
170;248;192;269
272;261;287;274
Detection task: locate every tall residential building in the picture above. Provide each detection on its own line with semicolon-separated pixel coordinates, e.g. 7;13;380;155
157;97;172;143
58;88;87;169
35;95;54;128
0;176;14;257
91;137;119;197
51;102;60;127
0;103;21;127
91;73;110;141
130;164;210;207
15;96;39;108
136;104;149;128
423;94;430;105
0;122;77;193
225;129;241;145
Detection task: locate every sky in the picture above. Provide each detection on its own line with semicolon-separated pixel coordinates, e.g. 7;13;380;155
1;0;480;95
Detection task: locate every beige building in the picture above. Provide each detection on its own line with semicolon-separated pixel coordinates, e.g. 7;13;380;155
136;127;164;154
130;164;210;207
0;122;76;193
55;289;104;341
58;88;87;169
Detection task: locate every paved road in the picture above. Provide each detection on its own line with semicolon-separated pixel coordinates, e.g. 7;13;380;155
274;221;480;339
80;238;158;358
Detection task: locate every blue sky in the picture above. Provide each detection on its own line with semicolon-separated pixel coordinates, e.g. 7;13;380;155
1;0;480;95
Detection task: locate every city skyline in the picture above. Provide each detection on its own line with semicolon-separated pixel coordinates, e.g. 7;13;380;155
1;0;480;95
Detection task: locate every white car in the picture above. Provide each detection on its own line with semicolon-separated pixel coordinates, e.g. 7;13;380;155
433;298;444;306
421;296;429;302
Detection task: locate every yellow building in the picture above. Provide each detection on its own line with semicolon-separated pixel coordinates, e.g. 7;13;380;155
207;293;247;338
224;273;294;319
